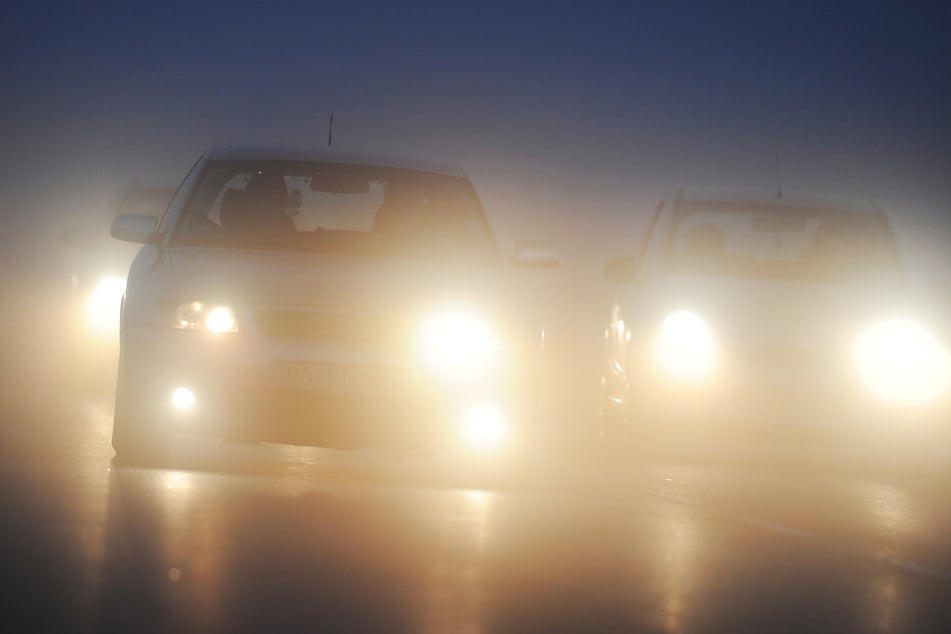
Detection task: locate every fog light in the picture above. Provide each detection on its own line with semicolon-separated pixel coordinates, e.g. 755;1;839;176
171;387;195;410
461;404;507;449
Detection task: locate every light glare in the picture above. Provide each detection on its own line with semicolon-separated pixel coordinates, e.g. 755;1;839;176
654;310;717;381
206;306;238;333
175;302;237;332
419;310;498;377
854;319;950;405
84;277;126;334
461;404;507;449
164;471;191;491
171;387;195;410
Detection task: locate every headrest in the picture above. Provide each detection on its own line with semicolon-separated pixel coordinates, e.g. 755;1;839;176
245;172;289;210
219;188;249;229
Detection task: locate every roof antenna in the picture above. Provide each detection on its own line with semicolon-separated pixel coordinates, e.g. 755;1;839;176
774;153;783;199
327;113;334;148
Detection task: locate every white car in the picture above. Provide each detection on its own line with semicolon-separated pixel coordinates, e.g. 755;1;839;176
600;190;950;452
110;146;557;465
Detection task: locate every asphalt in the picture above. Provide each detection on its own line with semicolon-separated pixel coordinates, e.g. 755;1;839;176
2;370;951;634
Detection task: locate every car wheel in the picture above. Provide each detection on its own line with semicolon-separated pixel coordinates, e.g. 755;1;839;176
112;364;170;467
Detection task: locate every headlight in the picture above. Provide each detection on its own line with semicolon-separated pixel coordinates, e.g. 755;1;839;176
460;403;508;450
417;309;501;378
84;277;126;334
171;386;196;410
853;319;950;405
174;302;238;333
653;310;717;382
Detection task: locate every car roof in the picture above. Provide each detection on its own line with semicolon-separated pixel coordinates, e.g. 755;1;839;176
673;188;884;216
205;145;467;178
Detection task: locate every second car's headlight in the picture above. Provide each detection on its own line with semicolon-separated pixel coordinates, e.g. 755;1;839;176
174;302;238;333
853;319;950;405
653;310;717;382
85;276;126;335
417;309;501;378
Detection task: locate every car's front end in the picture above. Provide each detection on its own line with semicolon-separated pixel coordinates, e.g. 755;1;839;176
113;148;553;465
120;253;536;456
618;288;951;440
602;194;951;457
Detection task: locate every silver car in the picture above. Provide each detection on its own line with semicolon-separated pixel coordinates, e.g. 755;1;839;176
110;146;557;465
600;190;950;454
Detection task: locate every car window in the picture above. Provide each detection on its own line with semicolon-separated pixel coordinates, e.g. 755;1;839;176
666;202;903;285
631;198;665;279
174;160;501;267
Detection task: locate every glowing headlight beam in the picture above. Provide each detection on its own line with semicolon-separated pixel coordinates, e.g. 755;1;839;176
171;386;195;410
174;302;238;333
206;306;238;333
418;310;499;377
853;319;951;406
654;310;717;382
461;404;508;450
84;277;126;334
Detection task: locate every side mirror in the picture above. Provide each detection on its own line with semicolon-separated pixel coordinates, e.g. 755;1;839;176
111;214;158;244
510;240;559;269
603;255;639;284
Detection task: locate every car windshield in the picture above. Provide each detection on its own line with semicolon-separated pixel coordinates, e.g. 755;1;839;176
666;201;903;285
173;160;501;267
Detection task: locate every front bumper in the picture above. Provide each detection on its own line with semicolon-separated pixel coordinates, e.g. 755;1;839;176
622;347;950;438
120;323;533;451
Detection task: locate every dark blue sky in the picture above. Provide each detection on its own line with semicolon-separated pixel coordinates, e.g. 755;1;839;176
2;1;949;259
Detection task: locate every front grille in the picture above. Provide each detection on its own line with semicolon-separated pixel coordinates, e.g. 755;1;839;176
256;309;398;343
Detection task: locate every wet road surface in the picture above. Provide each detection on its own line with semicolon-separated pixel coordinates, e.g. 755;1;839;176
2;374;951;633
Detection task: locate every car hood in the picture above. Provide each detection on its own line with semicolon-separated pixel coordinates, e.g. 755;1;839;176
642;275;916;351
165;247;514;319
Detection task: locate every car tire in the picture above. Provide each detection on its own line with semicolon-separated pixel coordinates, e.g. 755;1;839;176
112;363;170;468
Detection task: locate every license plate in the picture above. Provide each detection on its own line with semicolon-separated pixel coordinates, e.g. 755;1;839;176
272;361;384;393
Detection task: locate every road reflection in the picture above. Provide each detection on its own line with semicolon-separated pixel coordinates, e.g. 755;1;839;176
655;503;700;634
91;451;704;631
859;481;916;536
97;462;425;631
66;427;951;633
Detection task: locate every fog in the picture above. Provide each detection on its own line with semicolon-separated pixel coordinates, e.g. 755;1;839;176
4;5;951;631
3;3;948;262
0;0;949;505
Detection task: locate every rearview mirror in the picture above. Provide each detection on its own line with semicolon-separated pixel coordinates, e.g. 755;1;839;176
510;240;559;269
111;214;158;244
603;255;639;284
310;171;371;194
